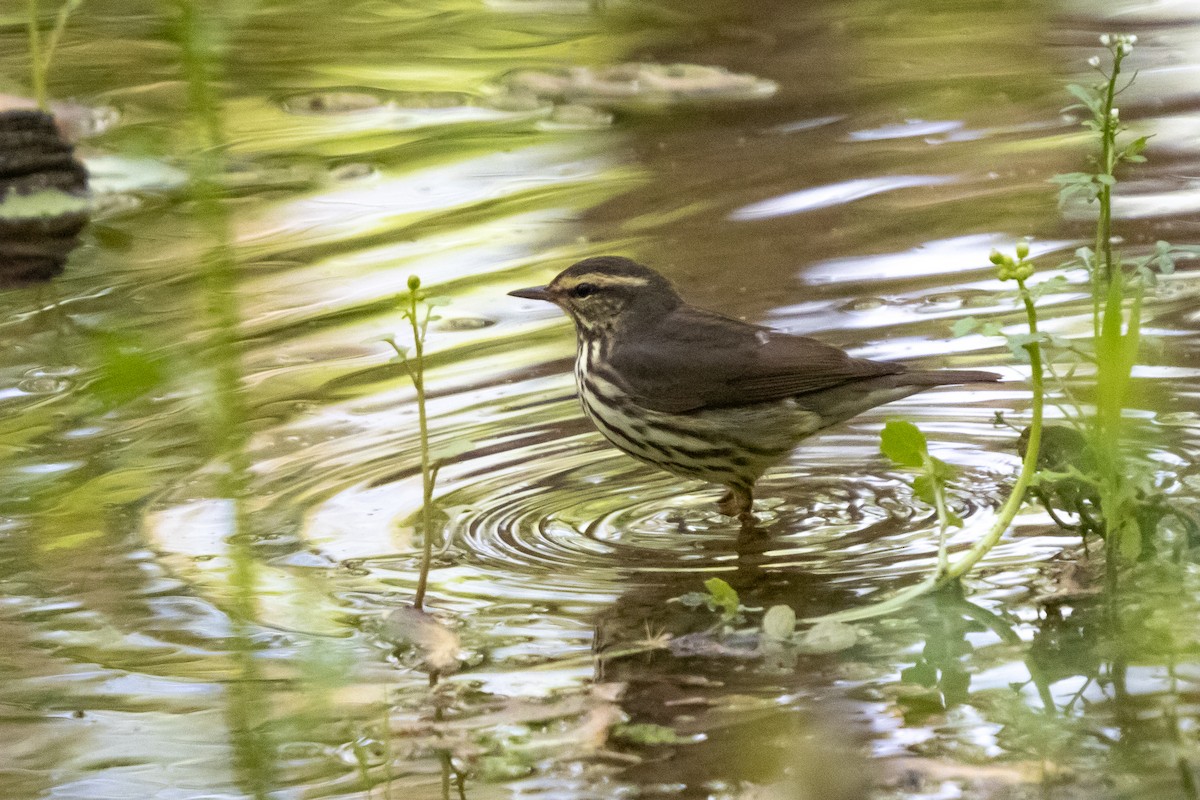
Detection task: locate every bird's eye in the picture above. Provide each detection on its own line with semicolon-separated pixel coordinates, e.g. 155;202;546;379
571;283;596;299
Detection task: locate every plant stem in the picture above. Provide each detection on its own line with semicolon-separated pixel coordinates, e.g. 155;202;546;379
410;294;434;611
27;0;47;109
1095;48;1123;290
939;280;1044;583
1092;44;1139;570
928;457;951;578
42;0;84;83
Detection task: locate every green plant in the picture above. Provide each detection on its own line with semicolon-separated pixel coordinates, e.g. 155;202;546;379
820;36;1200;626
383;276;449;611
1051;35;1199;571
678;577;744;625
812;241;1047;624
880;419;964;577
26;0;85;109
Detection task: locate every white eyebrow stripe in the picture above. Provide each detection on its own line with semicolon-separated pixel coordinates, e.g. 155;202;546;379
560;274;650;290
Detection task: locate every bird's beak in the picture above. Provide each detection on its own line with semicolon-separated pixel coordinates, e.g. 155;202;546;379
508;285;554;303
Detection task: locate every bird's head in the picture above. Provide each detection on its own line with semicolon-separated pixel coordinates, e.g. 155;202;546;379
508;256;682;334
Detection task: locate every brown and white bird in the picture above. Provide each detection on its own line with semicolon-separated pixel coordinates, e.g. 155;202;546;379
510;256;999;521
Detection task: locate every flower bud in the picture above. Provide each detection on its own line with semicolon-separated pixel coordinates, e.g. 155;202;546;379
407;275;421;291
1016;241;1030;260
989;250;1006;266
1087;55;1101;67
1100;34;1111;46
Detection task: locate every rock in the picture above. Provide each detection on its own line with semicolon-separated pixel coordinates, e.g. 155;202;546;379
381;605;461;675
0;109;89;285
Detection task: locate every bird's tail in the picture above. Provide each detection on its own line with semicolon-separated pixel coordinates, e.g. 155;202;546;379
899;368;1001;386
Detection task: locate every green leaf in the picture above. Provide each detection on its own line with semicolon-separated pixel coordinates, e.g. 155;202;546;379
880;420;928;468
951;317;980;337
979;321;1004;337
1064;83;1101;111
762;605;796;641
703;577;740;619
1123;135;1150;157
1028;274;1071;301
912;474;935;506
1004;331;1050;363
929;456;958;482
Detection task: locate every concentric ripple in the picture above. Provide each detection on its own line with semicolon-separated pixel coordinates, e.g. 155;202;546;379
440;433;1014;584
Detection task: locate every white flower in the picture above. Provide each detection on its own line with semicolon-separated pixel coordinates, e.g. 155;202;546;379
1088;55;1101;67
1111;107;1120;119
1128;34;1138;44
1100;33;1112;46
1120;42;1133;55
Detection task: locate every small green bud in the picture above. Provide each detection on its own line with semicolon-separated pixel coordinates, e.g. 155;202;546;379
1015;241;1030;260
407;275;421;291
989;250;1005;266
1014;263;1035;281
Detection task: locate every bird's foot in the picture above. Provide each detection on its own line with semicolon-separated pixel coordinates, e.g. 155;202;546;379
717;486;755;523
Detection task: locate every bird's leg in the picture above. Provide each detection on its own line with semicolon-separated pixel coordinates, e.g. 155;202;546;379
717;484;755;523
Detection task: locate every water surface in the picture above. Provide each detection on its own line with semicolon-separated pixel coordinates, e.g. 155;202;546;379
1;0;1199;798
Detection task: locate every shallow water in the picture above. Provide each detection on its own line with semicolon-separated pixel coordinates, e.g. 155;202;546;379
2;0;1200;798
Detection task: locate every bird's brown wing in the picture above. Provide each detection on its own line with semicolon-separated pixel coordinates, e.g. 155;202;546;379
606;306;903;413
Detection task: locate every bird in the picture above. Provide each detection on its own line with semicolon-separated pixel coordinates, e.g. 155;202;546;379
509;256;1000;522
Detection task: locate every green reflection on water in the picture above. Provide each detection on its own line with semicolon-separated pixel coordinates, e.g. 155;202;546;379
177;1;276;796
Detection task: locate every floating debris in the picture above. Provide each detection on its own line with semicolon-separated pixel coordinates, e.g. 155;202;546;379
498;63;778;109
796;620;859;655
281;90;391;115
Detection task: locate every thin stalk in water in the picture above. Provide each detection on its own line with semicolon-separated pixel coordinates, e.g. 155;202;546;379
386;277;438;611
27;0;46;109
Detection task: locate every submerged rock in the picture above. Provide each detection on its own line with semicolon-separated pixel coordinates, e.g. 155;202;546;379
382;604;461;675
0;109;90;285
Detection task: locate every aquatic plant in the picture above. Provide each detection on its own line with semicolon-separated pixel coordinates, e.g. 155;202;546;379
807;35;1197;623
678;576;745;626
383;276;447;611
1046;35;1197;572
25;0;85;109
880;419;966;577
